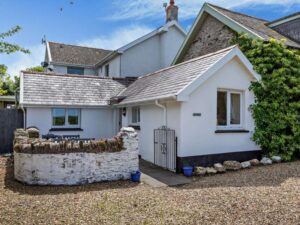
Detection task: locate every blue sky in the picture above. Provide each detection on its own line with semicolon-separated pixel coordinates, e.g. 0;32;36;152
1;0;300;76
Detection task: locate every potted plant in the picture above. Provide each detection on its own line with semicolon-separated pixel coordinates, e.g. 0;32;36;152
131;171;141;183
182;164;193;177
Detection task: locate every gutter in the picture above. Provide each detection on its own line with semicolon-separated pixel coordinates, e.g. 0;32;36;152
155;100;167;127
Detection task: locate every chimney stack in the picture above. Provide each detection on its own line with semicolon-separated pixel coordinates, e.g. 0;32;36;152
165;0;178;23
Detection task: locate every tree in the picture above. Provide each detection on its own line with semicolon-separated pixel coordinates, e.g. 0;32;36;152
0;26;29;96
0;26;29;54
26;66;44;72
233;34;300;161
0;65;17;96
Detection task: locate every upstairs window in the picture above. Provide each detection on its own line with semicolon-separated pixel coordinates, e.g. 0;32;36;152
67;67;84;75
217;90;243;129
104;64;109;77
52;108;81;128
131;107;140;125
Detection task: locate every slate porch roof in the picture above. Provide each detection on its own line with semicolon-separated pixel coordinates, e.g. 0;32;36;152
117;46;236;105
21;72;133;107
48;42;112;66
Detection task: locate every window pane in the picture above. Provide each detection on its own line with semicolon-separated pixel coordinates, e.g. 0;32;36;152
67;67;84;75
68;109;79;125
231;93;241;125
217;92;227;126
132;107;140;124
53;109;65;126
105;65;109;77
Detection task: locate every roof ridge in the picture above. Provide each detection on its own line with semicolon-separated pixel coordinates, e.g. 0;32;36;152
48;41;113;52
267;11;300;25
22;71;130;81
207;3;269;22
139;45;236;80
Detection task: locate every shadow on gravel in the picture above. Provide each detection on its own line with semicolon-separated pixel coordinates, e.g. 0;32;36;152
2;157;138;196
177;161;300;190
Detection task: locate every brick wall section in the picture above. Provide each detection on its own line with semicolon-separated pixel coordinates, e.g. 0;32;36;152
14;128;139;185
182;15;236;62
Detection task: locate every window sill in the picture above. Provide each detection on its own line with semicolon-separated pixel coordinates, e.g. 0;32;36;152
215;129;249;134
129;125;141;131
50;128;83;132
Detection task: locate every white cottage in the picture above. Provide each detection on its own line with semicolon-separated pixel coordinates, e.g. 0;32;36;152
117;46;261;172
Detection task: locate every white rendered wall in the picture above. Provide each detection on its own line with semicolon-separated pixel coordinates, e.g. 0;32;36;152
52;65;97;76
179;57;260;157
120;35;161;77
123;102;180;163
14;129;139;185
26;107;115;139
160;26;186;68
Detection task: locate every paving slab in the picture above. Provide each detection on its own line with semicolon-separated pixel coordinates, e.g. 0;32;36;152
140;159;191;187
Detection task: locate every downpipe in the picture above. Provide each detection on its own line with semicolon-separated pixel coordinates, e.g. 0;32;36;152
155;100;167;127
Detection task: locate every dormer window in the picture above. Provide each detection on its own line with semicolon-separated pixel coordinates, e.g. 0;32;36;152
67;67;84;75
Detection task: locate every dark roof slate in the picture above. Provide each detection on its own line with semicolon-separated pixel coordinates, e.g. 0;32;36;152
48;42;112;66
208;4;300;48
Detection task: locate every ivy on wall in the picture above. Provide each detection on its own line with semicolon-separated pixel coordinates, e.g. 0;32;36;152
233;34;300;161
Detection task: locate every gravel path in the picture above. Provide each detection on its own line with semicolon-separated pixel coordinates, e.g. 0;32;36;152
0;156;299;225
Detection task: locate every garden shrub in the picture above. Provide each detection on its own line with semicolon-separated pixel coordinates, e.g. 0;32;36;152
233;34;300;161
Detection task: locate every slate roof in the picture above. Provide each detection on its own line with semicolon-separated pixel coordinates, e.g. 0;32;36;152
21;72;131;107
48;42;112;66
208;4;300;48
118;46;235;105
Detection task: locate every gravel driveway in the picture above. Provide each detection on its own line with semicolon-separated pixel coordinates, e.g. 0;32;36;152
0;156;299;225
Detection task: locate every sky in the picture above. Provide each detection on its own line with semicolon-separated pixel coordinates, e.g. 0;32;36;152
1;0;300;76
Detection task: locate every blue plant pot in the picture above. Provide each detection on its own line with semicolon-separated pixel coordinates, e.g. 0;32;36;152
183;166;193;177
131;171;141;183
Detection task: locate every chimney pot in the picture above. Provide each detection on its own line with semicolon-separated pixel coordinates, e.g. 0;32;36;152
166;0;178;23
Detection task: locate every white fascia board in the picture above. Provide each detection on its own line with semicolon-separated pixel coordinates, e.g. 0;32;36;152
51;62;95;69
176;47;260;101
22;104;111;109
172;6;207;65
117;95;176;107
46;41;52;62
268;14;300;28
118;29;159;53
206;5;263;39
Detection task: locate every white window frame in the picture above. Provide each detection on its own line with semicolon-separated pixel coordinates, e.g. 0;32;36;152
131;107;140;125
52;108;81;128
216;89;244;130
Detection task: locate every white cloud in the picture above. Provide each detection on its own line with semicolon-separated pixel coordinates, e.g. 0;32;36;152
0;44;45;76
78;25;153;50
109;0;300;21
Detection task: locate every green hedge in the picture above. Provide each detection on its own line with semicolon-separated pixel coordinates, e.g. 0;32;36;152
233;34;300;161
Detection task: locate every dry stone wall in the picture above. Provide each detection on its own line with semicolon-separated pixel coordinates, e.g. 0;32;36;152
14;127;139;185
182;15;235;62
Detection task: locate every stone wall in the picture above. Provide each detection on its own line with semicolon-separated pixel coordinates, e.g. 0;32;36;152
182;15;236;62
14;128;139;185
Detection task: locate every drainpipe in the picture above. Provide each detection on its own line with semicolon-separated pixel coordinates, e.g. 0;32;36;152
155;100;167;127
20;105;26;129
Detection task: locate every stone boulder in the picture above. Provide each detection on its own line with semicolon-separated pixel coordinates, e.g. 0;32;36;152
223;161;242;171
14;129;29;144
271;156;282;163
206;167;217;175
214;163;226;173
241;161;251;169
261;157;272;165
249;159;260;166
194;167;206;176
26;127;40;139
